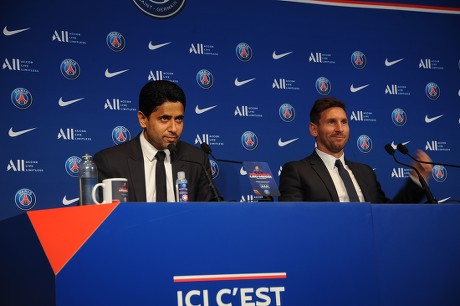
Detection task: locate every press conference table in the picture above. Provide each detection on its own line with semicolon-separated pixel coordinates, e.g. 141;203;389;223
1;202;460;306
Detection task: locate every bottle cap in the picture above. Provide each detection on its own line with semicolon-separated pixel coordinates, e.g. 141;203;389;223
177;171;185;179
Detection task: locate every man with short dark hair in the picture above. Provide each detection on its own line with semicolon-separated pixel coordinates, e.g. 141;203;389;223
94;80;218;202
279;97;433;203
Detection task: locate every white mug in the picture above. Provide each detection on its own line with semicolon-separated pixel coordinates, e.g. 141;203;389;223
92;178;128;204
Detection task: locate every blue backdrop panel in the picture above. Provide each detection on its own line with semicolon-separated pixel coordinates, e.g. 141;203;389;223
2;0;460;220
56;203;377;306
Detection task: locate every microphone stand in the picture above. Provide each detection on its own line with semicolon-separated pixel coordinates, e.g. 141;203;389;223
385;144;437;204
168;144;222;202
200;143;243;165
396;143;460;168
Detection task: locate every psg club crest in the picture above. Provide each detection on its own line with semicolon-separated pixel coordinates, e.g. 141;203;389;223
315;77;331;95
425;82;440;100
60;59;80;80
279;103;295;122
15;188;37;211
351;51;366;69
236;42;253;62
210;159;219;179
432;165;447;183
196;69;213;89
106;32;126;52
241;131;258;151
131;0;186;18
112;126;131;145
357;135;372;153
391;108;407;126
11;88;33;109
65;156;82;177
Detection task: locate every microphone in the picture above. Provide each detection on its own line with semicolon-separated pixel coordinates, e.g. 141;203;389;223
200;142;243;165
168;144;222;202
384;144;437;204
396;143;460;168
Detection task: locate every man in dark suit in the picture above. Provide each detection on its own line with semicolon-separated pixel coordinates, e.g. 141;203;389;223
279;97;433;203
94;80;218;202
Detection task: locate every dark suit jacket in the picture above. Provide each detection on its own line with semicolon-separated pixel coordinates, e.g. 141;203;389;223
279;150;425;203
93;133;216;202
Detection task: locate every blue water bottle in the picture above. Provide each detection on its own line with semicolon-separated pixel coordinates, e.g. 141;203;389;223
79;153;98;205
176;171;188;202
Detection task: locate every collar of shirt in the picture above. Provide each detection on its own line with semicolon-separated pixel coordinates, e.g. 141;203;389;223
315;148;345;170
315;148;364;202
140;132;171;162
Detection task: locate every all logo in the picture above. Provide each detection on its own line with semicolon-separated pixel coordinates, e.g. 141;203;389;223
236;42;253;62
60;59;80;80
15;188;37;211
112;126;131;145
7;160;26;172
357;135;372;153
3;58;39;73
308;52;335;64
241;131;258;151
11;88;33;109
106;32;126;52
52;30;70;42
196;69;213;89
189;43;218;56
7;159;43;172
391;108;407;126
391;167;411;178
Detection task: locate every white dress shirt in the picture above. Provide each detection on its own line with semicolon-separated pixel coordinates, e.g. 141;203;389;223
140;133;176;202
315;148;365;202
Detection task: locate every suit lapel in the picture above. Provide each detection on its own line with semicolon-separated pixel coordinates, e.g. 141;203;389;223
127;133;147;202
346;161;370;202
310;151;340;201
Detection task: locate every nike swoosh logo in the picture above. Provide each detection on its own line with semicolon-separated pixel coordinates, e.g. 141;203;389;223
3;26;30;36
58;97;85;107
391;141;410;150
350;84;370;93
240;167;247;176
148;41;171;50
62;196;79;206
234;77;256;86
272;51;292;60
385;58;404;67
195;105;217;114
278;138;299;147
425;114;443;123
8;127;36;137
105;68;129;78
437;197;451;203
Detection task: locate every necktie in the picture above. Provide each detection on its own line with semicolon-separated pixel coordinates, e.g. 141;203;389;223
155;151;167;202
335;159;360;202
